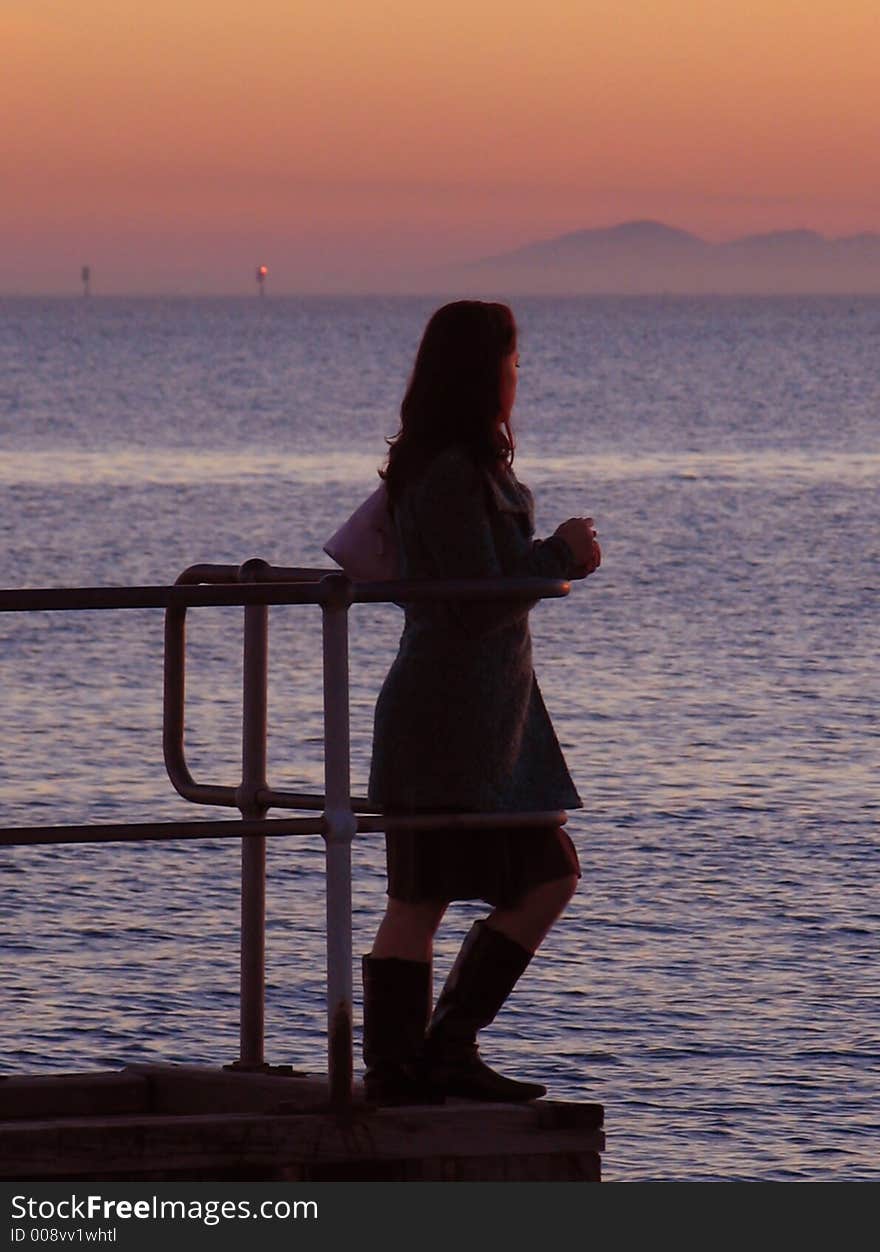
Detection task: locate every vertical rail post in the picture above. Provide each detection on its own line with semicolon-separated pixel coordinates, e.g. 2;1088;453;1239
235;558;270;1069
320;574;357;1109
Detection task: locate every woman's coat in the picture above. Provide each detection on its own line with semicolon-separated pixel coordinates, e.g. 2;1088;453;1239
367;444;583;814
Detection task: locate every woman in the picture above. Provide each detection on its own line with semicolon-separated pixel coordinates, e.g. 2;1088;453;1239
364;301;600;1105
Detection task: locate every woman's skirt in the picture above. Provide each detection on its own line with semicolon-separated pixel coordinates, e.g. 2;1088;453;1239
385;816;581;909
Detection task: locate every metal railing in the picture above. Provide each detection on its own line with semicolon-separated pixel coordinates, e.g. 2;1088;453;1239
0;563;572;1107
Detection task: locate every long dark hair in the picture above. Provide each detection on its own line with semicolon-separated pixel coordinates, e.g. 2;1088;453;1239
381;300;517;504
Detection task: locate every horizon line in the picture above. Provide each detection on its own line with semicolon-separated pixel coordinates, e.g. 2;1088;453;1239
4;288;880;300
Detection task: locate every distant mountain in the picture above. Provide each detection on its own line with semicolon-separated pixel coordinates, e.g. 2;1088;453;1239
432;220;880;294
491;219;706;256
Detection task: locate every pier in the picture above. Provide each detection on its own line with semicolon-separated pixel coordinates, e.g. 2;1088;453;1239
0;1067;603;1181
0;564;604;1181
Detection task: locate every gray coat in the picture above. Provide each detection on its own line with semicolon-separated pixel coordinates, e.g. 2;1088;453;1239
367;444;582;814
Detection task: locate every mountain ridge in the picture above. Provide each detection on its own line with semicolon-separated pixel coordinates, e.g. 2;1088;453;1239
437;220;880;294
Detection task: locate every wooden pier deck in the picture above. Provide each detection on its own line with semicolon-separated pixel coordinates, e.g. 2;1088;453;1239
0;1065;604;1181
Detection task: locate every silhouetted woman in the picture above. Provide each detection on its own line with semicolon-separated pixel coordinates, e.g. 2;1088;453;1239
364;301;600;1104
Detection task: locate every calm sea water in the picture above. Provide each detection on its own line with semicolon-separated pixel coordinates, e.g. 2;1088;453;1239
1;295;877;1181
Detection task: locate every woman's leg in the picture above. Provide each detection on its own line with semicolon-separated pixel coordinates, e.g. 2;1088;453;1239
486;872;579;953
423;870;579;1101
362;897;448;1104
369;896;448;961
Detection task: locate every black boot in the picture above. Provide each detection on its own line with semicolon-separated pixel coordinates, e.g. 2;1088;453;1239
361;954;441;1106
423;920;547;1102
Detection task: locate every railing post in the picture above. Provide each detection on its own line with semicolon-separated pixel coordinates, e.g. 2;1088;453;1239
234;558;270;1070
320;574;357;1109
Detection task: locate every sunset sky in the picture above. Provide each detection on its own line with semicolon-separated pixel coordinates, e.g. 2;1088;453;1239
3;0;878;292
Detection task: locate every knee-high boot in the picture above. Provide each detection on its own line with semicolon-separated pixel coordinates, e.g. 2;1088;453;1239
361;954;441;1105
423;920;547;1102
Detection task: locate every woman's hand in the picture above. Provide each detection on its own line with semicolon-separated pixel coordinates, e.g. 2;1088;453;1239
554;516;602;579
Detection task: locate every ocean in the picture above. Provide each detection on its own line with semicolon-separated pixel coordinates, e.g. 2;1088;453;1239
1;294;877;1181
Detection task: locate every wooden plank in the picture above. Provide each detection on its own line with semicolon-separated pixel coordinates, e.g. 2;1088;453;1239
278;1152;602;1182
128;1064;332;1115
0;1105;604;1181
0;1072;149;1121
125;1066;604;1128
130;1065;603;1127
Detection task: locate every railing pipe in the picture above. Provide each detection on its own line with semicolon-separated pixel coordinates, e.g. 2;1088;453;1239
260;787;371;812
0;816;327;847
0;575;568;615
320;574;357;1109
0;809;568;848
359;809;569;833
235;559;271;1070
163;566;240;808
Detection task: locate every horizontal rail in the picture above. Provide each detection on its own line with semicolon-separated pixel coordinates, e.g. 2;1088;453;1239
0;583;331;613
0;810;568;846
0;574;570;614
352;577;569;604
257;789;381;812
0;816;327;847
359;810;568;834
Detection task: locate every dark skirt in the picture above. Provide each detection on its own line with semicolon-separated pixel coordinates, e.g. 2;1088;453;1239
385;818;581;909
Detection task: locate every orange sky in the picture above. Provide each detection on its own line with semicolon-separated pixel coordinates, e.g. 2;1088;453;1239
3;0;878;291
